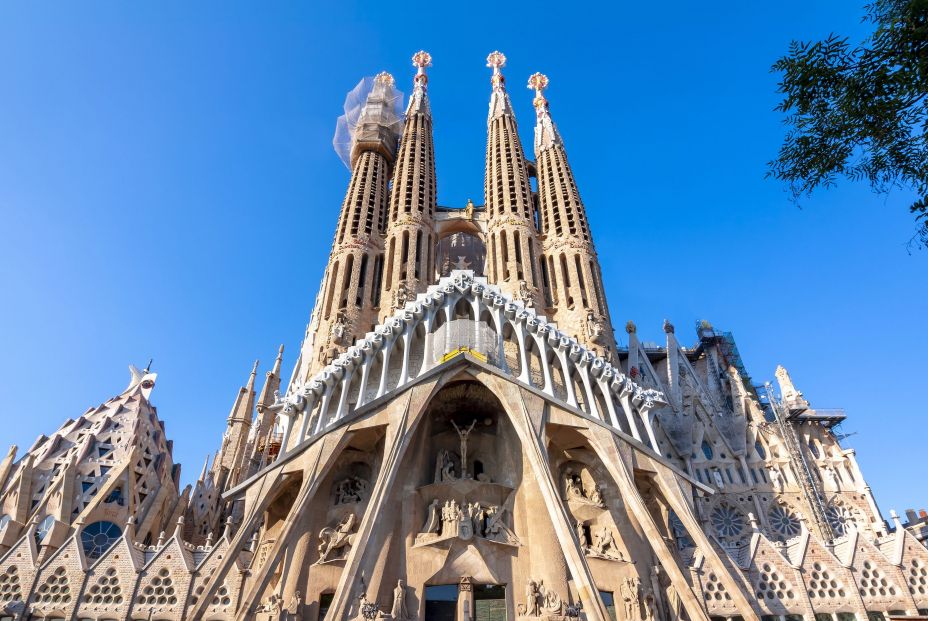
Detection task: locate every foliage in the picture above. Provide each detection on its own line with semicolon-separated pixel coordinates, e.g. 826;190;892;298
768;0;928;249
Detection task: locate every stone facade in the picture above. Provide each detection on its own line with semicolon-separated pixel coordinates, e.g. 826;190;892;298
1;51;925;621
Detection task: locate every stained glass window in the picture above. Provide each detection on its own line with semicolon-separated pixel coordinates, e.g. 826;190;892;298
81;521;122;560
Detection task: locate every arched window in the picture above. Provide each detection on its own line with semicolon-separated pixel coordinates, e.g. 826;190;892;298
81;520;122;560
0;514;10;532
35;515;54;546
701;440;714;460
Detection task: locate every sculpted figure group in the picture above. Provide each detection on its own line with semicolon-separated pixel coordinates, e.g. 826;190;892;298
563;468;605;507
418;498;518;545
317;513;357;563
576;520;625;561
334;476;370;505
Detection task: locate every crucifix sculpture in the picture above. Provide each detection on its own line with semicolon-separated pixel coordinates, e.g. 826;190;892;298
451;419;477;479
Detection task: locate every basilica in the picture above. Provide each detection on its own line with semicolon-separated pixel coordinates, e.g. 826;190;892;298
1;51;926;621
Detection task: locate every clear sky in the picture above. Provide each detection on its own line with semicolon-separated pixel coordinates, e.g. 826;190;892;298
1;2;925;520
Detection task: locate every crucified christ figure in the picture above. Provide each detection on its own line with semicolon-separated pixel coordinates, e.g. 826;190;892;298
451;419;477;479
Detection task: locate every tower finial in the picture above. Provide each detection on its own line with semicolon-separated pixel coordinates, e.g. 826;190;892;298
487;51;507;84
412;50;432;84
527;72;549;107
374;71;395;87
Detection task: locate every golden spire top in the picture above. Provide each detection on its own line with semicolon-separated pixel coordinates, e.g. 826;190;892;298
527;72;549;108
374;71;395;86
412;50;432;84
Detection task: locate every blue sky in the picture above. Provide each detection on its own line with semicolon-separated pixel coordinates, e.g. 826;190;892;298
1;2;925;519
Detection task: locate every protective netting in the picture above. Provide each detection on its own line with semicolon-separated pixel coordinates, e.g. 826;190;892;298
333;75;405;169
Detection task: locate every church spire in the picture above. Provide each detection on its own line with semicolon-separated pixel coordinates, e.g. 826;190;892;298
528;73;615;358
483;51;543;308
486;50;514;121
299;72;403;377
406;50;431;117
380;51;438;317
215;360;258;483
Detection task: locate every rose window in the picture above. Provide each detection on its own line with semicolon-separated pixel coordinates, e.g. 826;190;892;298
826;504;853;537
81;521;122;560
769;505;801;539
710;504;745;538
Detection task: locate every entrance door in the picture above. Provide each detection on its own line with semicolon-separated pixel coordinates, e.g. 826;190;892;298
474;584;506;621
425;584;458;621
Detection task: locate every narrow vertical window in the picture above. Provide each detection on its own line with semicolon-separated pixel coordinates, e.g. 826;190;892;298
356;254;369;307
324;262;340;319
401;231;410;280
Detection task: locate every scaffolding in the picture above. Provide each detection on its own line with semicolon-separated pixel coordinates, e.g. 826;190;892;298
763;382;835;541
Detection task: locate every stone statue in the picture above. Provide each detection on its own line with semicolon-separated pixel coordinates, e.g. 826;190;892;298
335;476;370;505
394;281;409;311
451;420;477;479
287;591;303;621
769;466;783;491
391;580;410;621
586;310;606;343
620;577;639;621
485;505;519;545
525;580;541;617
542;585;563;615
317;513;356;563
576;520;589;549
565;470;584;499
589;524;624;561
712;469;725;489
331;310;351;346
564;468;605;507
434;449;456;483
469;502;487;537
441;500;463;537
517;280;534;308
422;499;441;534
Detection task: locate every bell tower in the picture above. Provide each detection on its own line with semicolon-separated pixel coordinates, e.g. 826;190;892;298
380;51;438;319
298;72;402;379
528;72;616;358
483;51;544;309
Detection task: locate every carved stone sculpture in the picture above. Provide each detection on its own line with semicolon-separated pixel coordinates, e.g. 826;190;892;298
576;520;589;549
394;282;409;311
525;580;541;617
335;476;370;505
589;524;624;561
485;505;519;545
563;468;605;507
769;466;783;491
451;419;478;479
288;591;303;621
317;513;356;563
620;577;640;621
391;579;410;621
434;449;457;483
422;499;441;534
586;310;606;344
